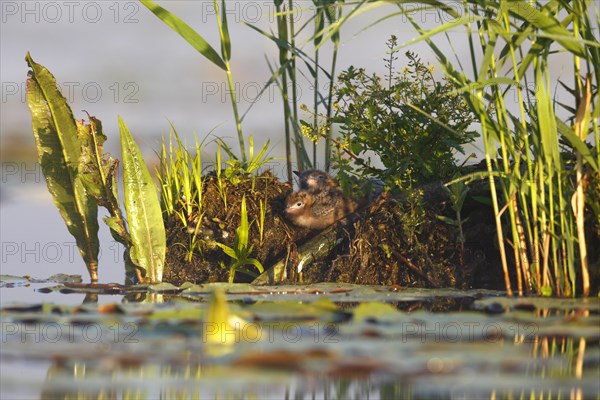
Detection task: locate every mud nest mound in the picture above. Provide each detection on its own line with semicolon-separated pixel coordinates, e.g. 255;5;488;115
164;171;311;284
163;171;513;289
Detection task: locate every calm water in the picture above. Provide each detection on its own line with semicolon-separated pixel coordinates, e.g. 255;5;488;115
1;283;599;399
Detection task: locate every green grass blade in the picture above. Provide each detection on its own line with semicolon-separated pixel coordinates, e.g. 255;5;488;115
25;53;100;282
535;62;560;170
218;0;231;61
119;116;166;283
502;1;586;57
238;196;249;250
392;15;484;52
140;0;226;70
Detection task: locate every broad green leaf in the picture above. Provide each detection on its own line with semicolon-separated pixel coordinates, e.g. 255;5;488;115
140;0;227;70
25;53;99;282
215;243;238;261
77;116;139;283
119;116;166;283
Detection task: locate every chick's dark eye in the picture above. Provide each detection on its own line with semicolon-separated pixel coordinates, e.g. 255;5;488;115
296;202;302;207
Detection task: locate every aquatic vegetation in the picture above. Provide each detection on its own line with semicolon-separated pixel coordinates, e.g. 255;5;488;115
25;54;165;283
383;0;599;297
23;1;598;297
215;196;265;282
119;118;166;284
330;43;478;192
1;281;598;398
25;54;100;282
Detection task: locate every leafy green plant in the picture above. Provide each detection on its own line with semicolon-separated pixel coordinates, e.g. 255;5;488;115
26;53;100;282
386;0;599;296
26;54;165;283
157;128;215;263
157;127;208;226
215;196;264;282
76;114;139;282
294;0;598;296
119;117;166;283
329;44;478;192
438;178;470;265
217;136;274;182
157;129;274;267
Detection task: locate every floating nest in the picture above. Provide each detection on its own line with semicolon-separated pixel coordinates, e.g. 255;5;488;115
162;170;522;290
163;171;600;292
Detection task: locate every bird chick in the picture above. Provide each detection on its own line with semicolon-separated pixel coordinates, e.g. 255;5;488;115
284;189;357;230
293;169;338;193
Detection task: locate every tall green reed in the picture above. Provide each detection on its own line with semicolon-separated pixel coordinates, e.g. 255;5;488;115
243;1;347;176
141;0;247;164
385;0;599;296
305;0;599;296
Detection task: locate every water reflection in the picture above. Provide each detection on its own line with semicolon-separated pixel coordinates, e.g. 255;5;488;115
31;333;598;400
1;287;598;399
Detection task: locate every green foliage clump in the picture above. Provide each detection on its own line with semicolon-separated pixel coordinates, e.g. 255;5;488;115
330;37;477;192
26;54;165;284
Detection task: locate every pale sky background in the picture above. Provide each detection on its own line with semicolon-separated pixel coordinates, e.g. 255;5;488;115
1;1;452;164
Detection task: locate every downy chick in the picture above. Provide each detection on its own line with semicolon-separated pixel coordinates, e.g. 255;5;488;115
284;189;357;230
293;169;345;207
293;169;338;193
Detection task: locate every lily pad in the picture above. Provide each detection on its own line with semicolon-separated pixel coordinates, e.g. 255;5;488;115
0;275;31;287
